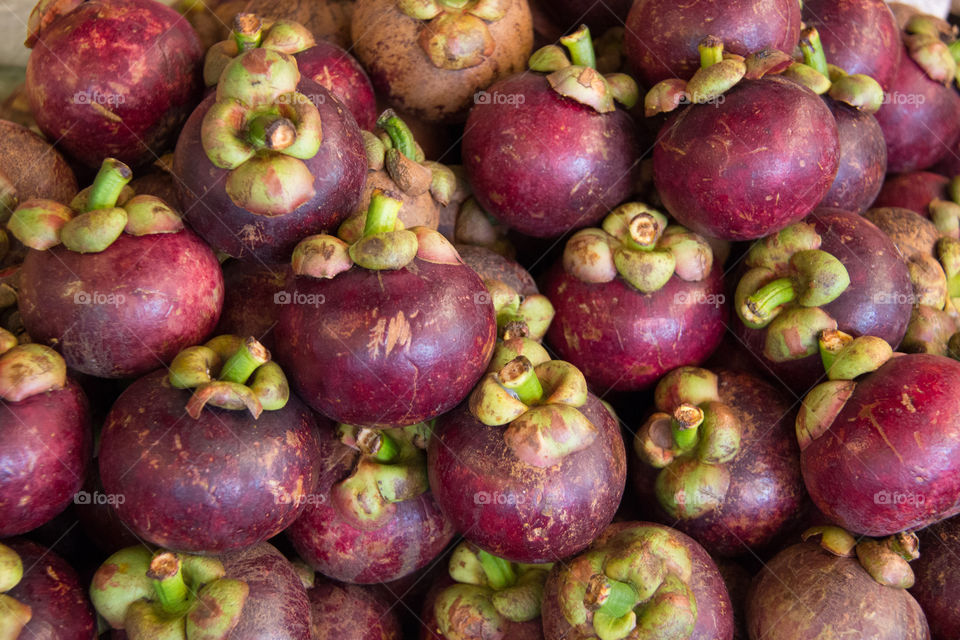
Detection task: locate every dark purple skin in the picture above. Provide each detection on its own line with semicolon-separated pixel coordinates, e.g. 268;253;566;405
3;539;97;640
0;380;90;537
286;421;455;584
930;137;960;177
734;208;912;393
173;78;367;262
631;370;806;557
274;258;496;428
428;394;626;564
624;0;801;88
541;522;735;640
220;542;313;640
802;353;960;536
310;578;403;640
215;259;290;353
872;171;948;216
544;0;632;39
25;0;203;168
18;229;224;379
910;514;960;640
462;73;640;238
802;0;902;89
456;244;539;296
746;541;929;639
874;44;960;173
73;462;141;555
654;76;840;241
99;369;322;553
819;100;887;214
295;42;377;131
419;575;543;640
543;260;727;394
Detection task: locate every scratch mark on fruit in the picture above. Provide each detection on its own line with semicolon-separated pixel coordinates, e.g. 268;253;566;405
858;402;904;464
901;393;917;413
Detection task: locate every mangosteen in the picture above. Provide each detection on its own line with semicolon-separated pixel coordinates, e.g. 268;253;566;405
287;422;455;584
308;575;403;640
294;39;377;131
747;527;929;639
631;367;805;557
911;513;960;639
351;0;533;122
8;158;224;379
0;119;76;221
215;259;290;353
429;356;626;563
543;203;726;393
540;521;735;640
24;0;204;168
274;190;496;428
874;171;950;215
463;26;640;238
174;26;367;262
98;335;321;553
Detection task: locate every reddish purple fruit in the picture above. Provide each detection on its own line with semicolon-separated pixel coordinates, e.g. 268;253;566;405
625;0;800;87
910;514;960;640
631;368;806;557
0;344;90;537
295;41;377;131
819;100;888;214
25;0;203;168
99;338;321;553
873;171;949;216
287;423;455;584
800;352;960;536
429;358;626;563
0;539;96;640
654;75;840;240
802;0;902;89
309;578;402;640
215;259;290;352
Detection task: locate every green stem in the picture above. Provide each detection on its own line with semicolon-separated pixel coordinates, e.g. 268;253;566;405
671;403;703;451
624;213;659;251
86;159;132;211
499;356;544;405
478;550;516;590
949;39;960;66
356;427;400;463
585;574;638;618
800;27;829;77
560;25;597;69
363;190;403;237
376;110;418;160
698;35;724;68
147;552;191;616
744;277;796;321
818;329;852;373
246;114;289;149
219;338;269;384
949;175;960;205
233;13;263;52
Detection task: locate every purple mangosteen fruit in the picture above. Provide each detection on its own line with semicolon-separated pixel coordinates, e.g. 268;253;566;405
428;355;626;563
0;539;96;639
174;23;367;262
215;259;290;353
910;513;960;639
91;542;312;640
274;190;496;428
746;527;929;639
287;422;455;584
624;0;800;88
819;99;888;214
24;0;203;169
798;336;960;536
9;158;224;379
458;244;538;296
732;208;912;393
543;203;727;393
631;367;805;557
0;342;90;537
0;119;76;221
463;27;640;238
308;575;403;640
98;335;321;553
873;171;949;215
294;39;377;131
540;521;735;640
420;541;548;640
650;38;840;241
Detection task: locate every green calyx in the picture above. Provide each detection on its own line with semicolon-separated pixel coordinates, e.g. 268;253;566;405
469;357;598;468
855;532;920;589
635;367;741;520
530;25;638;112
401;0;506;70
557;526;697;640
204;14;316;87
483;278;555;342
90;547;248;640
0;343;67;402
904;14;958;86
795;379;856;451
563;203;713;292
818;331;894;380
788;28;884;112
7;158;184;253
169;335;289;420
438;541;552;636
330;423;431;530
645;36;746;117
0;541;30;637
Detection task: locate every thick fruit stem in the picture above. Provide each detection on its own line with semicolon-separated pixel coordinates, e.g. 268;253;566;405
671;403;703;450
698;35;724;68
233;13;263;51
147;552;190;616
248;116;297;151
363;190;403;237
478;550;516;590
585;574;638;618
743;277;795;323
499;356;544;405
356;427;400;463
560;25;597;69
218;337;269;384
376;110;418;160
86;159;133;212
799;28;829;77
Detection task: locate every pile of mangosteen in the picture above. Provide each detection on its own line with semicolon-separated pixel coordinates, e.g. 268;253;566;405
5;0;960;637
